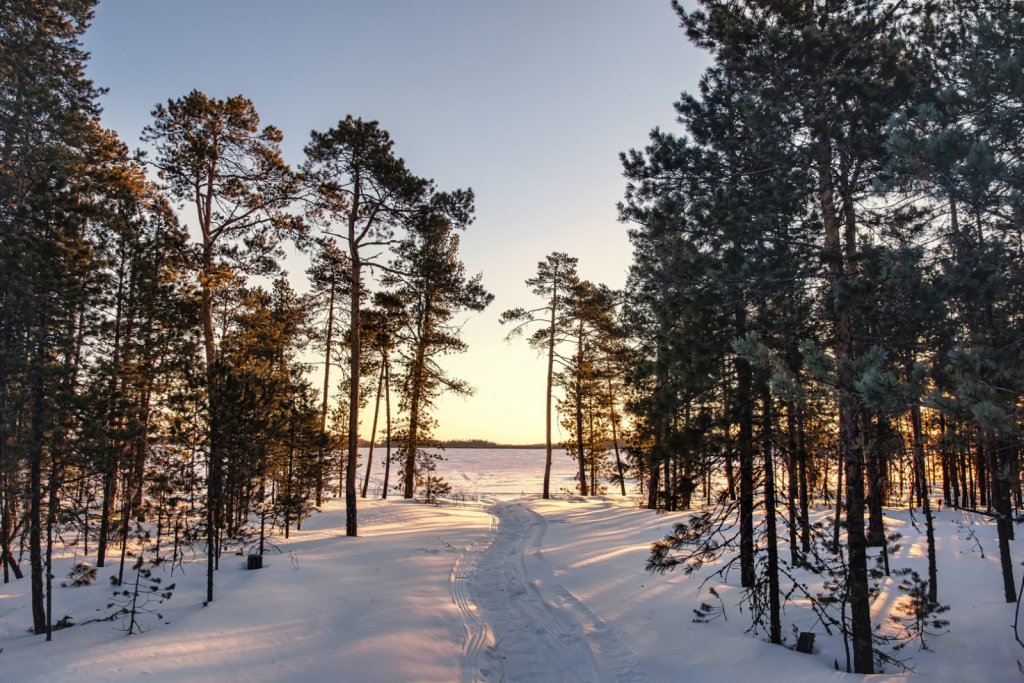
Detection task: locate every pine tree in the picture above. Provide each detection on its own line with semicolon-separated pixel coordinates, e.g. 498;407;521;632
303;116;427;535
143;89;298;602
0;0;116;635
305;238;351;503
386;191;492;499
500;252;580;499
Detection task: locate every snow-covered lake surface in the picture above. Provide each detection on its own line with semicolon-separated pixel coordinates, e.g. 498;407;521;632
1;448;1020;682
362;446;594;498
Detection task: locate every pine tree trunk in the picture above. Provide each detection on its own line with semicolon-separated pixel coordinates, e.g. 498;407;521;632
28;338;46;634
910;403;938;603
404;302;431;499
762;389;781;645
131;385;153;522
736;316;755;589
988;434;1017;602
543;289;558;500
608;377;626;496
575;333;587;497
381;354;393;500
866;415;887;547
1;474;23;581
199;230;221;602
96;467;116;568
786;402;799;566
647;446;660;510
817;141;873;672
44;462;60;641
362;360;385;498
345;231;360;536
321;280;335;433
797;405;811;555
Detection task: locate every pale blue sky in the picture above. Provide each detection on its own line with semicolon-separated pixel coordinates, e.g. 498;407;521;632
84;0;707;443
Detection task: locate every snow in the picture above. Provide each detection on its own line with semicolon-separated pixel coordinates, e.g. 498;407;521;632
1;448;1021;681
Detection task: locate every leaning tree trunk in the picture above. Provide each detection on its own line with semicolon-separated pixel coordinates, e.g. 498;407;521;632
381;354;393;500
362;359;385;498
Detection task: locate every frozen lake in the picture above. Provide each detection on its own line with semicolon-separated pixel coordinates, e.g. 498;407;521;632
360;447;589;498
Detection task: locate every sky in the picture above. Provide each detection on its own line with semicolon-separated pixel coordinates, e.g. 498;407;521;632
83;0;708;444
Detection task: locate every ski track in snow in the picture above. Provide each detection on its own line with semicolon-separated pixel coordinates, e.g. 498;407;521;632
453;500;649;683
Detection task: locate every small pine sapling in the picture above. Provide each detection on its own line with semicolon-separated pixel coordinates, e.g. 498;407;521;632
63;562;97;588
109;548;175;635
889;569;950;651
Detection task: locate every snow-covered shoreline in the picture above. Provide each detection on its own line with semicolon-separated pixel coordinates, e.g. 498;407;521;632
1;449;1020;681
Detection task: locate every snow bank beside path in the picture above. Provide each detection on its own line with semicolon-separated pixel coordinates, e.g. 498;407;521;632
523;497;1022;682
2;480;1021;682
0;499;493;683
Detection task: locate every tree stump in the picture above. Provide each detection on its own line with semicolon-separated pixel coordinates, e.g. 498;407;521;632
796;631;815;654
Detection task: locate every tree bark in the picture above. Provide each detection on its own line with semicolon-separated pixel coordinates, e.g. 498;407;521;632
345;209;361;536
910;403;938;603
818;134;872;673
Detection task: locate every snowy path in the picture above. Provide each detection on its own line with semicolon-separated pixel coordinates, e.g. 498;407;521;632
454;500;648;683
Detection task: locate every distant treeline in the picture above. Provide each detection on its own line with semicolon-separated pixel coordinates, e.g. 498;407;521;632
440;439;547;449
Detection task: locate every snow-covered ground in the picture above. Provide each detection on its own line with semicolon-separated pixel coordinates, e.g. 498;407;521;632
1;448;1021;681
